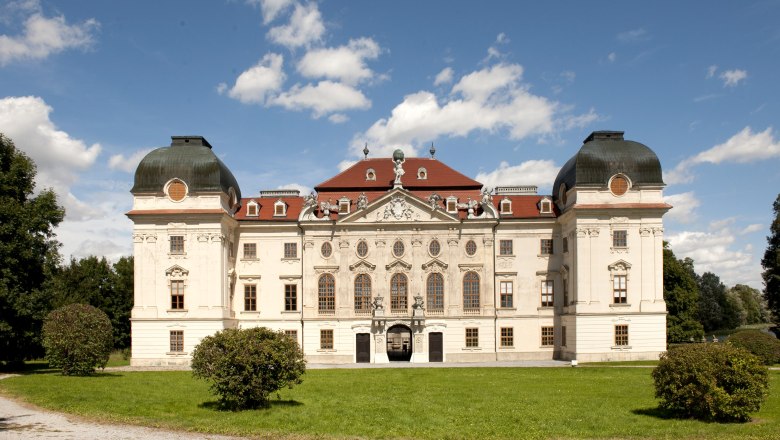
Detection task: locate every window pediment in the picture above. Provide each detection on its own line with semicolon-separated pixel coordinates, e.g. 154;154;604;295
422;259;448;272
386;259;412;271
349;260;376;272
165;265;189;278
608;260;632;272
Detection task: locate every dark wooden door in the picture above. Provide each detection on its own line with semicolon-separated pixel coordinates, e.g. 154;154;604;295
429;332;443;362
356;333;371;363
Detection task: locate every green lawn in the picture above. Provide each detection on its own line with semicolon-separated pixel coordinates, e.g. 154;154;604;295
1;368;778;439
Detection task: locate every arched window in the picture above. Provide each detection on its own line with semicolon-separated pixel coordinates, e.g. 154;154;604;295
318;274;335;312
427;273;444;311
390;273;408;312
354;274;372;311
463;271;480;309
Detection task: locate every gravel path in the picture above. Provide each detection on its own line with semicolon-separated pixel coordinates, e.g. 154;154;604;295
0;374;238;440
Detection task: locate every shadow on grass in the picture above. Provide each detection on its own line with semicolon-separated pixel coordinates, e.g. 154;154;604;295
198;399;303;412
632;406;680;420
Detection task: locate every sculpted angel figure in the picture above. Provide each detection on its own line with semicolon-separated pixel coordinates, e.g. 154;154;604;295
357;192;368;210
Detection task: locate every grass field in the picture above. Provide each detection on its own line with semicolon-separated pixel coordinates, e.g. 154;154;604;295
1;367;778;440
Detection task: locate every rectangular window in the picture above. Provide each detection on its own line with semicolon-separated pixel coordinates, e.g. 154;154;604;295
563;279;569;306
563;237;569;253
284;330;298;341
613;230;628;248
243;242;257;259
540;239;553;255
169;330;183;352
320;329;333;349
244;284;257;311
500;281;513;308
561;326;567;347
285;284;297;311
284;242;297;258
170;280;184;309
465;328;479;348
500;327;514;347
274;203;285;216
447;199;457;213
613;275;627;304
170;235;184;254
500;199;512;214
339;200;350;214
615;325;629;346
499;239;513;255
541;326;554;347
541;280;554;307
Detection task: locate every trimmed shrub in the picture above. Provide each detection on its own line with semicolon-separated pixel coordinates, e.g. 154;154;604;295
728;330;780;365
191;327;306;410
652;343;768;422
42;303;113;376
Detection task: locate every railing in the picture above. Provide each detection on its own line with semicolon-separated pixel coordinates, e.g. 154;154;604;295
354;309;372;317
318;309;335;316
390;309;409;317
462;308;481;316
426;309;444;316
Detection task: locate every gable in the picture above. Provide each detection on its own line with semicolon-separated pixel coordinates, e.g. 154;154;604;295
338;189;460;224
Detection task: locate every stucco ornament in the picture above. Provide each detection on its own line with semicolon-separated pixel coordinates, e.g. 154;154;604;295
427;193;442;210
379;196;415;221
357;192;368;210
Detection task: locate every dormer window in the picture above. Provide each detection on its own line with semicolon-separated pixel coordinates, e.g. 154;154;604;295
540;197;552;214
338;197;350;215
500;198;512;214
366;168;376;181
446;196;458;213
609;174;630;196
274;200;286;217
417;167;427;180
246;200;259;217
165;178;187;202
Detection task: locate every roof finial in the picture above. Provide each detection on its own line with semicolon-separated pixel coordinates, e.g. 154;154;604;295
363;142;369;159
430;142;436;159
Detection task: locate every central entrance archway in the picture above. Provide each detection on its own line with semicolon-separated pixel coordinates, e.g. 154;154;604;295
386;324;412;361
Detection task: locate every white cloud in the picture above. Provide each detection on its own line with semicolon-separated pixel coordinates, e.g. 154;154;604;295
349;62;595;159
108;148;152;173
667;220;761;288
328;113;349;124
247;0;295;24
226;53;286;104
495;33;509;44
665;126;780;185
475;160;559;191
0;96;100;197
607;52;616;63
706;65;718;78
663;192;700;224
433;67;453;86
277;182;312;195
270;80;370;117
267;2;324;49
0;7;99;66
740;223;764;235
617;28;649;42
296;37;381;85
720;69;747;87
337;159;357;171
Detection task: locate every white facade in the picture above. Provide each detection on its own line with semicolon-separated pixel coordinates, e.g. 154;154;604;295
129;132;670;366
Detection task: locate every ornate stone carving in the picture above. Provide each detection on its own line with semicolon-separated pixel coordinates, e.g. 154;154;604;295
608;260;632;272
165;265;189;278
385;259;412;272
447;238;459;247
653;227;664;236
357;192;368;210
411;238;423;247
377;196;418;221
639;227;652;237
422;259;448;273
576;227;589;238
427;193;441;210
393;157;405;187
338;239;350;249
314;265;339;274
349;260;376;272
320;200;338;216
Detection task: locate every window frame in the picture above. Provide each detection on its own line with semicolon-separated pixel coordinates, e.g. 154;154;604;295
246;200;259;217
613;229;628;248
390;273;408;312
613;274;627;304
284;242;297;259
169;330;184;352
541;279;554;307
392;240;405;258
500;327;514;347
338;197;350;215
318;274;335;312
170;280;185;310
428;239;441;257
426;273;444;311
244;284;257;311
465;328;479;348
541;326;554;347
320;329;334;350
540;238;553;255
463;271;480;309
500;280;513;308
274;200;286;216
320;241;332;258
170;235;184;254
499;239;513;256
354;274;372;311
500;198;512;214
465;239;477;256
356;240;368;258
284;284;297;311
615;324;629;346
243;242;257;259
446;196;458;213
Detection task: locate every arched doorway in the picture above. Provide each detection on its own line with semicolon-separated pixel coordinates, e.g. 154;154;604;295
386;324;412;361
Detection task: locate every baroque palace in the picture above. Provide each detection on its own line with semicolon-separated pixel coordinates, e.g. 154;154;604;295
128;130;670;365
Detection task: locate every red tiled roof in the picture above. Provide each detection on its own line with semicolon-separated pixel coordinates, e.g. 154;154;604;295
315;157;483;191
492;195;559;219
127;209;225;216
235;197;304;221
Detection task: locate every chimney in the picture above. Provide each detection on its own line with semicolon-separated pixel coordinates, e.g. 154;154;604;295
583;131;624;143
171;136;212;149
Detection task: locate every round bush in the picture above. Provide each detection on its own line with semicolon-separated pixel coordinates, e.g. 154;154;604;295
42;303;113;376
727;330;780;365
191;327;306;410
652;343;768;422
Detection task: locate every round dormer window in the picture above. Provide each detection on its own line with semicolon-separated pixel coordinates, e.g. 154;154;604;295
609;175;630;196
558;183;567;205
167;179;187;202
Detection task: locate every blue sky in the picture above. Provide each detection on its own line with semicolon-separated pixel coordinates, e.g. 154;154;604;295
1;0;778;289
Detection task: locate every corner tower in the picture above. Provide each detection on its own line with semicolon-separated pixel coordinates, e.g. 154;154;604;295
554;131;670;362
128;136;241;366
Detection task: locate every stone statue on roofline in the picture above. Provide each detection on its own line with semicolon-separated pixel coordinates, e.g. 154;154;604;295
357;192;368;210
392;149;405;188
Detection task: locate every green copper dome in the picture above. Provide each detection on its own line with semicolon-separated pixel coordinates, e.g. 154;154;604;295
131;136;241;199
553;131;664;202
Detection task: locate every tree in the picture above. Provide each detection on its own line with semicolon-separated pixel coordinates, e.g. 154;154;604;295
730;284;770;325
48;256;133;349
0;134;64;363
762;193;780;323
191;327;306;410
697;272;742;331
663;243;704;342
42;303;113;375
